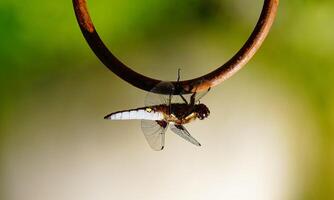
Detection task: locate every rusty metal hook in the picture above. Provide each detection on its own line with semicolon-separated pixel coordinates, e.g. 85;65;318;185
73;0;279;94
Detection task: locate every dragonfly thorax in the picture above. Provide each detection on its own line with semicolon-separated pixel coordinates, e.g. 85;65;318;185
163;103;210;124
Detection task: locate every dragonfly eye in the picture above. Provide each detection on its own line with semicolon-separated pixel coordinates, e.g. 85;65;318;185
195;103;210;120
198;112;207;120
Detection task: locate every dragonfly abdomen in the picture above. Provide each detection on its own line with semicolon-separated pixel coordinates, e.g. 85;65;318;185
104;107;164;121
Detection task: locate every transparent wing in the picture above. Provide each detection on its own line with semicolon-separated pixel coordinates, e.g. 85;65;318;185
141;120;169;151
145;82;175;107
194;88;211;102
171;89;210;104
173;84;210;105
170;124;201;146
188;79;211;103
171;93;191;104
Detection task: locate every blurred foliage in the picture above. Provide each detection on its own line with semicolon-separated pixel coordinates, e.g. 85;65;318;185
1;0;334;199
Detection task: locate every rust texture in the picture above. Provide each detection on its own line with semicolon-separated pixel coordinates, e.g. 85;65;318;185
73;0;279;94
73;0;95;33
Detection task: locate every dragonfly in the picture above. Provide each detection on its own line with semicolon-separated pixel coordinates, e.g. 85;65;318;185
104;72;211;150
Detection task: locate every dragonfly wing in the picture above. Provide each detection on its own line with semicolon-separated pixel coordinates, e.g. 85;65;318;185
194;88;211;103
145;82;175;107
188;79;211;103
170;124;201;146
141;120;169;151
172;87;210;104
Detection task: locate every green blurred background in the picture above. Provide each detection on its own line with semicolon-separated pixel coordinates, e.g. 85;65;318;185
1;0;333;199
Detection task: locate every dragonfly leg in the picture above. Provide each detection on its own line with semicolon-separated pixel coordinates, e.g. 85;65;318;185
177;68;181;82
156;120;168;129
169;92;172;114
176;68;188;104
190;92;196;106
180;94;188;104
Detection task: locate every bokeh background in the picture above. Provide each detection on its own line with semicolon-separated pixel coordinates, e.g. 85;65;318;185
1;0;333;199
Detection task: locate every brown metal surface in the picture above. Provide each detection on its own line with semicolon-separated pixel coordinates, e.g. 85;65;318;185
73;0;279;94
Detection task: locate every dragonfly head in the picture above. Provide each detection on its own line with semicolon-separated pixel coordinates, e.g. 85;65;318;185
194;104;210;120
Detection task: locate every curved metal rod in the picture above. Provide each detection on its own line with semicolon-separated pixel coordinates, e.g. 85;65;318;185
73;0;279;94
